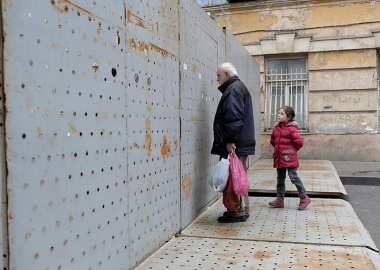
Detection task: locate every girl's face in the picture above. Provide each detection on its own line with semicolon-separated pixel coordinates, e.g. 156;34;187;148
278;108;290;123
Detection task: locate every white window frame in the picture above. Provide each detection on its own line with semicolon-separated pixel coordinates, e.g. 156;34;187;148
265;57;309;132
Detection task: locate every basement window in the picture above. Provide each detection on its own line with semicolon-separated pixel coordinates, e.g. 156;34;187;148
265;58;308;132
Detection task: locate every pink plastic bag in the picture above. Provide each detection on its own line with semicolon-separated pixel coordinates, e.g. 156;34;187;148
229;152;249;196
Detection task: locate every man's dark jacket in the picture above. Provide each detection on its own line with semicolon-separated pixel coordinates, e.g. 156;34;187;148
211;75;256;157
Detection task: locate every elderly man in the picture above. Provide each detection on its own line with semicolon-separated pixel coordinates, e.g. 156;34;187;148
211;62;256;223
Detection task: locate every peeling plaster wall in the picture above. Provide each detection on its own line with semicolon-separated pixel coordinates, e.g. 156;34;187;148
210;1;380;44
205;0;380;161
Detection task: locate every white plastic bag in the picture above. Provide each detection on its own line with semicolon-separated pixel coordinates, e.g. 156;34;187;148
208;158;230;192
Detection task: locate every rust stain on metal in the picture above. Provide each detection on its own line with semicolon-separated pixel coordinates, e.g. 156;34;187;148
69;123;77;134
173;137;178;150
162;85;167;102
126;9;153;32
139;41;148;52
133;142;139;149
161;135;171;162
51;0;122;31
181;176;192;197
253;250;276;259
145;117;151;131
215;228;238;237
150;43;175;58
51;0;91;15
145;134;152;156
126;36;175;59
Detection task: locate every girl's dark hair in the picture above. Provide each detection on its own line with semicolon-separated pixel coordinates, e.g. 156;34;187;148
280;106;295;121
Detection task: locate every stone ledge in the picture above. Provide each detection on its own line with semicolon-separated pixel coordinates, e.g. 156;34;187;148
245;35;379;55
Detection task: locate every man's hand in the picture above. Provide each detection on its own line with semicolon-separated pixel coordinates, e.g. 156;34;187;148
226;143;236;153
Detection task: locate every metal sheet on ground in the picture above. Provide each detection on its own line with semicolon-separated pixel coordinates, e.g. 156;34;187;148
135;236;380;270
181;198;378;252
251;159;337;172
248;169;347;195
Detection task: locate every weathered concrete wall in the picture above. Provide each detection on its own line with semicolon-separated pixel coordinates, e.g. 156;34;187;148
204;0;380;161
308;49;377;134
210;1;380;44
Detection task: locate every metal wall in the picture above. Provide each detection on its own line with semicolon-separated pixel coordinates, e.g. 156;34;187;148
0;0;260;269
125;1;181;267
2;1;129;269
0;5;7;268
179;0;226;228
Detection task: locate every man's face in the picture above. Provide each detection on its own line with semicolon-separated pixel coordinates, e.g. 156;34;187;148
217;69;228;86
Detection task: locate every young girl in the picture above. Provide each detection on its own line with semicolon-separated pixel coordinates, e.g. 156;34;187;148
269;106;311;210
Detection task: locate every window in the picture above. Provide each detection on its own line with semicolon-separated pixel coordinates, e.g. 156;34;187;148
377;50;380;131
378;78;380;132
266;58;308;131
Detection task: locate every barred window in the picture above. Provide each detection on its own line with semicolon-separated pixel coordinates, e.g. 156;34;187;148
378;79;380;132
266;58;308;131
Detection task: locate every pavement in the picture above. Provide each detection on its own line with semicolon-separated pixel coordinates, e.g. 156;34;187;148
331;161;380;249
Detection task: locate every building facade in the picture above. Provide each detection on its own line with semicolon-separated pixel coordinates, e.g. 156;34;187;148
202;0;380;161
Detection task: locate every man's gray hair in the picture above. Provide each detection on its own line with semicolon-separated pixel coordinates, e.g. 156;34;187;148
219;62;238;76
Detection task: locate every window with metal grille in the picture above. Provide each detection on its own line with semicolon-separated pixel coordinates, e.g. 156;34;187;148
377;79;380;132
266;58;308;131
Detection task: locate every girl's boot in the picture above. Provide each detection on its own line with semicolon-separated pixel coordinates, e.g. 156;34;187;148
269;197;284;208
298;195;311;210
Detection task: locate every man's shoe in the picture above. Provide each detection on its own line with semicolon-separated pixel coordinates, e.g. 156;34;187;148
298;195;311;210
223;211;250;219
217;215;247;223
269;197;284;208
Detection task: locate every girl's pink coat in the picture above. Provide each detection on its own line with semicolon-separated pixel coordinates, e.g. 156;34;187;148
270;121;303;168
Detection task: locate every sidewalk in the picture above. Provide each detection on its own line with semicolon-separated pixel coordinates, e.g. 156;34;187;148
332;161;380;184
331;161;380;249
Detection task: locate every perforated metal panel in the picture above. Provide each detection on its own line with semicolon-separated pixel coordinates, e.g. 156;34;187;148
182;197;378;251
0;10;8;268
3;1;129;269
179;0;226;228
125;0;181;266
136;163;380;269
249;170;347;195
135;236;380;270
247;49;262;163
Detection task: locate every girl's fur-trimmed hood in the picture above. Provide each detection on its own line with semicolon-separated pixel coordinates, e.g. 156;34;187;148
274;120;298;128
